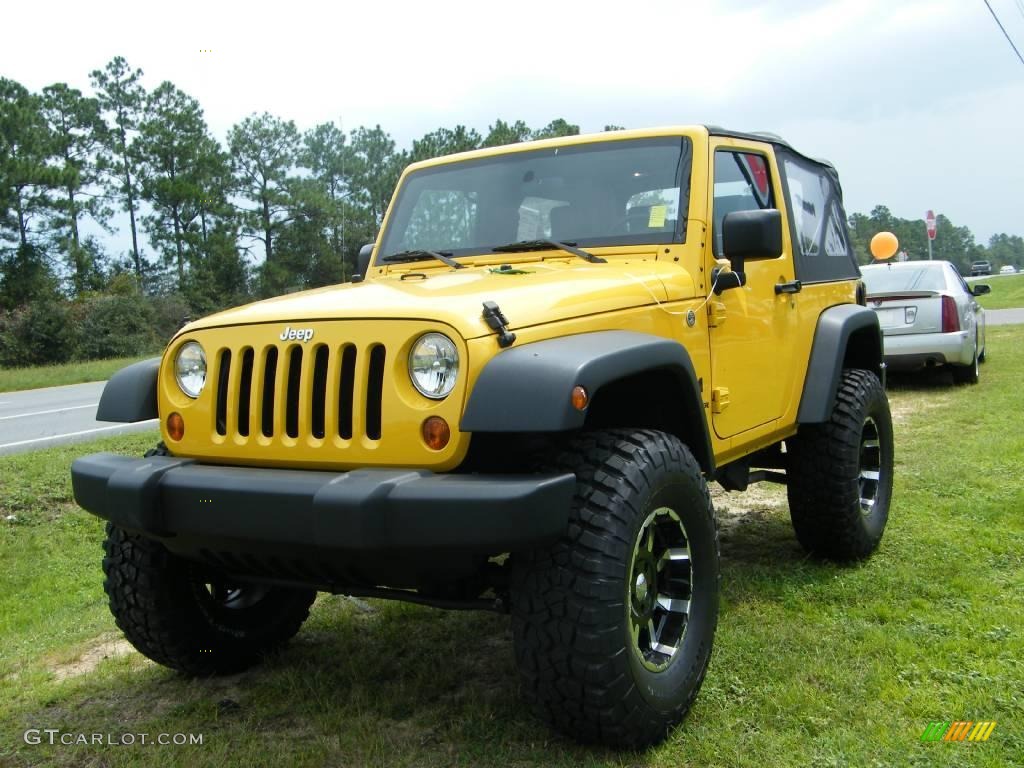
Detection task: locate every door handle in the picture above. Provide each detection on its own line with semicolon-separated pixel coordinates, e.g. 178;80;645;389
774;279;802;295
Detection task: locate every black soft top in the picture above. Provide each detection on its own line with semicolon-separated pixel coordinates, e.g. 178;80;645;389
705;125;843;199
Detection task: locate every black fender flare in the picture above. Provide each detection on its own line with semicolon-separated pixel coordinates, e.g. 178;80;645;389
460;331;714;471
96;358;160;423
797;304;884;424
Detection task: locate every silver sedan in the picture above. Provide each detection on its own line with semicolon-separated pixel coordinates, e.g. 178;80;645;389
861;260;989;384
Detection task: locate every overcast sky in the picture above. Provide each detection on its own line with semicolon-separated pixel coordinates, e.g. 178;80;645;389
3;0;1023;250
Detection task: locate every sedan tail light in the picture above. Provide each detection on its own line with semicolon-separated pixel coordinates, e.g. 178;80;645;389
941;295;960;333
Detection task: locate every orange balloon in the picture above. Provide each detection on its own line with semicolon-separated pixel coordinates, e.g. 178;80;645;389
870;232;899;261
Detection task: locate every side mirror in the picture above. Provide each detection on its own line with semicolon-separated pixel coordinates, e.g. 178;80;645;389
712;267;747;295
353;243;375;283
971;284;991;296
722;209;783;274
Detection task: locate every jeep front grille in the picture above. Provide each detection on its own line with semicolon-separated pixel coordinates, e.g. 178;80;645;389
163;320;466;470
213;342;387;442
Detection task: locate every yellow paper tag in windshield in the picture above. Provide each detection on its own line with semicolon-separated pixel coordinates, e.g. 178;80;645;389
648;205;667;228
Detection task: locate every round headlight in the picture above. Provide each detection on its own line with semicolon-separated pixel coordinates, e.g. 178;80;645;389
174;341;207;399
409;333;459;399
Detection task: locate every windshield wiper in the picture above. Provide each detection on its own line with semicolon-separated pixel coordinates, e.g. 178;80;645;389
380;249;466;269
490;239;606;264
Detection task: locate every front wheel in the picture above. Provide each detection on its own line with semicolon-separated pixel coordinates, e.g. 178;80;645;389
510;429;720;748
102;524;316;675
786;369;894;561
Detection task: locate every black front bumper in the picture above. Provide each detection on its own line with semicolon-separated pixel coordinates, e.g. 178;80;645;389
71;453;575;587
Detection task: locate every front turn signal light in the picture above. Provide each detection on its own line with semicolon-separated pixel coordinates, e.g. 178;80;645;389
167;412;185;441
571;385;589;411
421;416;450;451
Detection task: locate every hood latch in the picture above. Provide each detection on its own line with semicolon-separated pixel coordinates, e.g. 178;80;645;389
482;301;516;348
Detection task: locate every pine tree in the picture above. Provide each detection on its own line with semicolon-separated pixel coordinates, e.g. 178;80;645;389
228;113;299;269
41;83;111;294
90;56;147;284
137;82;212;290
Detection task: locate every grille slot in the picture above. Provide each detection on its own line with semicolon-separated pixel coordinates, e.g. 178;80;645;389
237;348;254;436
311;345;329;440
261;347;278;437
338;345;356;439
285;346;303;439
215;350;231;436
366;344;386;441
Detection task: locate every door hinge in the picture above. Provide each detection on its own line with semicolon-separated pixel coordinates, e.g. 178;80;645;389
711;387;730;413
707;301;727;327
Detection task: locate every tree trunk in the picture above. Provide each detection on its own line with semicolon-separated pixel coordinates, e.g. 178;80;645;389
63;140;82;254
125;166;141;279
117;119;142;284
172;205;185;289
262;193;273;263
66;188;81;249
14;188;28;247
66;184;85;294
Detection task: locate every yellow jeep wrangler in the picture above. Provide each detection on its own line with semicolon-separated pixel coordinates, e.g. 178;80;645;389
72;126;893;748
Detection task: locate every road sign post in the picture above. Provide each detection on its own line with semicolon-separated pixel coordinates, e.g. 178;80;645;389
926;210;937;260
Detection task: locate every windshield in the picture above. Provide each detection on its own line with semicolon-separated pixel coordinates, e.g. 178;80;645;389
377;137;692;261
862;264;948;293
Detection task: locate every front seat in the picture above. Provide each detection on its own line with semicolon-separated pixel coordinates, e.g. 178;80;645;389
549;205;583;241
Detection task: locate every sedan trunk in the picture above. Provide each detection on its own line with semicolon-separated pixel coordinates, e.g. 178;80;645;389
868;290;943;336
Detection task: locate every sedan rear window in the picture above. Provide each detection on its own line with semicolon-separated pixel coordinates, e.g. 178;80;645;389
862;265;947;294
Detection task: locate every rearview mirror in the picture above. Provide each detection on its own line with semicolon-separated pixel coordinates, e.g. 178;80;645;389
722;209;783;274
971;284;991;296
353;243;375;283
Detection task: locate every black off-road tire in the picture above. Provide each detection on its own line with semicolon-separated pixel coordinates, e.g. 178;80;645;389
103;523;316;675
510;429;720;748
786;369;894;561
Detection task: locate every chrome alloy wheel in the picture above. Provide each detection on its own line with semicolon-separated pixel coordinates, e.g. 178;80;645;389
858;416;882;515
627;506;693;672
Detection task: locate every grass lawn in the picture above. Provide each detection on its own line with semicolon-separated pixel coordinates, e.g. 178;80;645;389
1;330;1022;767
0;355;157;394
976;272;1024;310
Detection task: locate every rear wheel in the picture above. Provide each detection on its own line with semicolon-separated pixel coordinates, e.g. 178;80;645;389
786;369;894;561
510;429;719;748
952;337;980;385
103;523;316;675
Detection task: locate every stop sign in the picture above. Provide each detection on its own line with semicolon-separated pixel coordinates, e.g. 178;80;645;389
926;210;937;241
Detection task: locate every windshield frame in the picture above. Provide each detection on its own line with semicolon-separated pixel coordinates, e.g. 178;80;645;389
375;136;693;266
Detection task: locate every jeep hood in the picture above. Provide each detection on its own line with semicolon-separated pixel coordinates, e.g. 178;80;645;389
182;260;697;340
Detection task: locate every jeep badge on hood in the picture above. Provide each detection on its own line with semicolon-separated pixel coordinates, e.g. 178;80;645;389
280;326;314;342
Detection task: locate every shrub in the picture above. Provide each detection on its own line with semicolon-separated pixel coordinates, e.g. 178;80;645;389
149;293;192;346
0;301;74;367
71;294;158;361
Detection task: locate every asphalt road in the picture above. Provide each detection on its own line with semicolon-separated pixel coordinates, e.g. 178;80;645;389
0;381;157;457
987;308;1024;326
